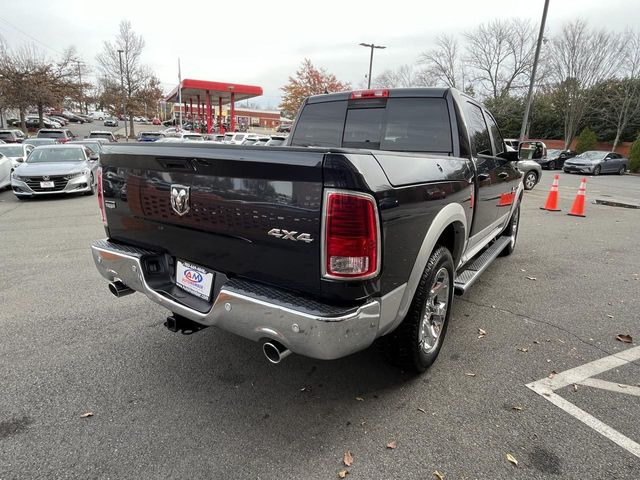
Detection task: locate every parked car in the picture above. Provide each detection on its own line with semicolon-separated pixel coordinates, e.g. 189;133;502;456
0;129;26;143
36;128;75;143
68;140;104;158
563;151;628;176
48;116;69;126
276;123;292;133
0;153;11;189
517;159;542;190
24;138;57;147
92;87;525;373
222;132;248;144
26;117;61;129
137;132;166;142
60;112;85;123
264;135;287;146
11;144;99;198
204;134;225;142
152;118;162;125
0;143;35;169
534;148;576;170
76;114;93;123
88;131;117;142
104;118;119;127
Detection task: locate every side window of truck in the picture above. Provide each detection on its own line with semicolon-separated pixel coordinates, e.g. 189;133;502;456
484;112;504;156
464;102;492;156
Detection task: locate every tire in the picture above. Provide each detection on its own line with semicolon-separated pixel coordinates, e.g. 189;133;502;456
499;203;520;257
85;174;95;196
381;246;454;373
618;165;626;175
524;171;538;190
548;160;556;170
593;165;601;176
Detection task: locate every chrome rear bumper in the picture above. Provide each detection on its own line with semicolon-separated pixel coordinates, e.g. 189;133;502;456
91;240;380;360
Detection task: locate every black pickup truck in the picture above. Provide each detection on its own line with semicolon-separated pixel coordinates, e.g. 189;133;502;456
91;87;523;372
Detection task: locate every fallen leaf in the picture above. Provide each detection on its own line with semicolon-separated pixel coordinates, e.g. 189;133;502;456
417;407;427;414
512;406;523;411
433;470;445;480
386;440;397;449
616;334;633;344
548;370;558;379
478;328;487;339
355;396;365;401
533;340;540;344
507;453;518;466
338;469;349;478
606;314;614;319
618;384;628;389
573;384;578;392
80;412;94;418
520;269;526;272
300;387;307;392
526;276;537;281
517;347;529;353
343;451;353;467
491;305;496;309
465;372;476;377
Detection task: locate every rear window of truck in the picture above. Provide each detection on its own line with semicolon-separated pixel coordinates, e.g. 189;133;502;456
291;97;452;153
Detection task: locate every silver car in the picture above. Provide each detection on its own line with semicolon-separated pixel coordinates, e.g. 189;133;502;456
0;143;35;169
563;150;628;176
517;159;542;190
11;144;99;199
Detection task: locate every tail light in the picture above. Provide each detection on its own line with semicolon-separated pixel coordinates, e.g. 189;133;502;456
350;89;389;99
322;190;380;279
97;167;106;225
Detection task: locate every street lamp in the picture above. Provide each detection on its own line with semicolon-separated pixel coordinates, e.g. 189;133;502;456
359;42;386;89
117;49;128;140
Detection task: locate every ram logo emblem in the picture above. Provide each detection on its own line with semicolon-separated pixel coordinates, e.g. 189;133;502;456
268;228;314;243
170;184;190;216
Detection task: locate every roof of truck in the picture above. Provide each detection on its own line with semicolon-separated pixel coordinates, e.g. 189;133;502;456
306;87;451;104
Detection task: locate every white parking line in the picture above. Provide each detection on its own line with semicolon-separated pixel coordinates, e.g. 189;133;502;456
527;345;640;459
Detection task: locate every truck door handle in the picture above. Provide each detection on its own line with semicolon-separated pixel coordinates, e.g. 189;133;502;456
478;173;490;181
498;172;509;179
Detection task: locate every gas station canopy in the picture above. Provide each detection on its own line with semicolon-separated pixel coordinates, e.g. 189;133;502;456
164;79;263;104
164;79;263;134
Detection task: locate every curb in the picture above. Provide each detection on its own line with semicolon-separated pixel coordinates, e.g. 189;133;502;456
593;198;640;209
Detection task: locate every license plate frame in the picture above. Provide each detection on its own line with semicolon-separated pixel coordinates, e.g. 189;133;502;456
175;260;214;301
40;181;55;188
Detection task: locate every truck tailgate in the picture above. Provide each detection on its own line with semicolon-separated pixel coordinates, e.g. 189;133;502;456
100;143;325;294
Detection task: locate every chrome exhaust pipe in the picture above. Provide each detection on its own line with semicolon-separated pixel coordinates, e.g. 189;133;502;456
108;281;134;298
262;341;291;364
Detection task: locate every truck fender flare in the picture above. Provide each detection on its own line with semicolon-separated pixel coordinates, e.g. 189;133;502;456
378;203;467;336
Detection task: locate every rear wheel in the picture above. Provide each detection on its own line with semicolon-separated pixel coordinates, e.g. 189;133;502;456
499;204;520;257
85;174;95;196
381;246;454;373
524;171;538;190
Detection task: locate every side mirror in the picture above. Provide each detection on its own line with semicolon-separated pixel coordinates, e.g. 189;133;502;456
500;149;519;162
90;155;99;161
17;157;25;163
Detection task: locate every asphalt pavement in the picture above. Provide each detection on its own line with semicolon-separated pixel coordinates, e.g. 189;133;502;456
0;170;638;479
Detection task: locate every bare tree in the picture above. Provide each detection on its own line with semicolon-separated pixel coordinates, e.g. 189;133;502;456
97;20;147;137
596;30;640;150
464;19;537;98
549;20;624;149
373;64;426;88
418;35;466;89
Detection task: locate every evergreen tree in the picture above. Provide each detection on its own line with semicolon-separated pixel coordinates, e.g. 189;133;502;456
575;127;598;153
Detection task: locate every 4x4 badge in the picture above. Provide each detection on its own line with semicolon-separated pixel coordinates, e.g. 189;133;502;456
268;228;313;243
170;185;190;216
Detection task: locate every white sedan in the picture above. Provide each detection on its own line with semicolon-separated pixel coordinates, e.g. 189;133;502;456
0;153;12;189
0;143;35;169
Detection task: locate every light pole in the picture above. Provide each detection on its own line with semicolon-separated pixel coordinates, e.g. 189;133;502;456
519;0;550;143
359;42;386;89
117;49;128;140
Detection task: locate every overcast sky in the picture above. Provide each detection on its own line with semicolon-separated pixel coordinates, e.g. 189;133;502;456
0;0;638;109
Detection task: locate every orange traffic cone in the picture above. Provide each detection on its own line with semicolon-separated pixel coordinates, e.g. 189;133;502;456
567;178;587;217
540;174;561;211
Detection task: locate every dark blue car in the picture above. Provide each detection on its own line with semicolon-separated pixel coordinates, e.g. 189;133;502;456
137;132;166;142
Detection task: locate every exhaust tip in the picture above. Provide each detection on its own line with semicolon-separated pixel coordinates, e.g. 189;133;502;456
263;341;290;364
108;281;134;298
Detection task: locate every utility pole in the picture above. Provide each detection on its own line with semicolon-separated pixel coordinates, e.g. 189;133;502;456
519;0;550;143
117;49;128;140
75;61;86;114
359;42;386;89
